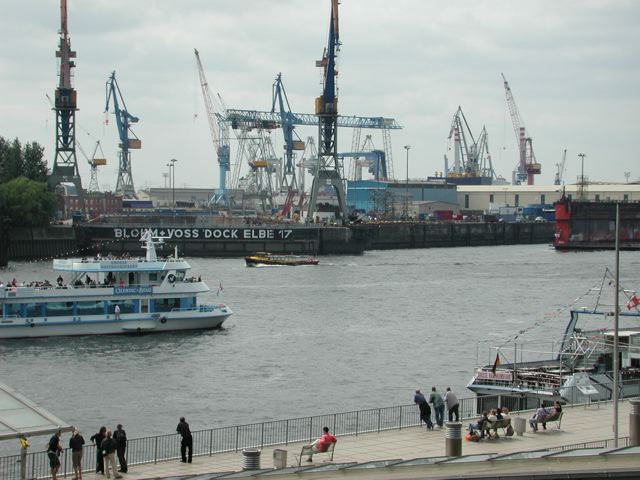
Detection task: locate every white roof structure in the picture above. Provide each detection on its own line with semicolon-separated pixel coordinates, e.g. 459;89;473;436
0;382;72;440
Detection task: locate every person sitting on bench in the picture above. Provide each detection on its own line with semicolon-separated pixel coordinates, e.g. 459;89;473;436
304;427;337;462
529;406;549;431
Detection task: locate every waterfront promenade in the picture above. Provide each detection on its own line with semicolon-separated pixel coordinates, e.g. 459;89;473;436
75;401;632;479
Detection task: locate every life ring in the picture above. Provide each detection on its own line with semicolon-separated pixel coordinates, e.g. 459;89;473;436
160;316;168;324
167;274;176;284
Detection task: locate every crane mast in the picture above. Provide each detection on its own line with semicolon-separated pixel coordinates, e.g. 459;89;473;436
555;148;568;185
105;71;140;198
272;73;301;217
194;49;231;208
307;0;348;221
502;73;541;185
48;0;85;214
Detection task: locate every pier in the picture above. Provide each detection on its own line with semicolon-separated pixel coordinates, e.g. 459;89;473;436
4;400;636;480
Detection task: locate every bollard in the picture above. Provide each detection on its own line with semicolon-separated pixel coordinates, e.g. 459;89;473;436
273;448;287;469
630;398;640;446
242;448;261;470
445;421;462;457
513;417;526;436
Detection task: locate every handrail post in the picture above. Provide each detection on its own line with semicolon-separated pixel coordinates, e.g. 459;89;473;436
285;420;289;445
154;436;158;464
355;411;359;436
260;422;264;448
235;426;239;452
209;429;213;456
377;408;381;433
333;413;337;436
399;406;402;430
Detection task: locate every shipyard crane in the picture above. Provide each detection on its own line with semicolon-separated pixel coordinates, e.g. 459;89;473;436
194;48;231;207
502;73;541;185
271;73;304;217
306;0;346;220
554;149;568;186
444;107;495;182
77;139;107;192
48;0;85;213
105;71;140;198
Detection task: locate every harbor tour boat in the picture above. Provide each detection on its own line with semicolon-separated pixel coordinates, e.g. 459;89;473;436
0;231;232;338
467;268;640;409
244;252;319;267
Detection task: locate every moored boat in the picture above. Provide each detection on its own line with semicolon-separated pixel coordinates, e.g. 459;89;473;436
0;231;232;338
467;268;640;408
245;252;319;267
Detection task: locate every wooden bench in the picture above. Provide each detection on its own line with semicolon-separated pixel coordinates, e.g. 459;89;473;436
483;418;514;438
530;411;563;431
295;441;336;466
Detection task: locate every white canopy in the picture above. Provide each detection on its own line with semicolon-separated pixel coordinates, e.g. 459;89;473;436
0;381;72;440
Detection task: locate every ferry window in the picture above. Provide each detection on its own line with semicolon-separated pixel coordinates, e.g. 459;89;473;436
181;297;196;309
540;194;545;204
489;194;494;203
595;194;600;202
149;273;158;282
567;194;572;201
45;302;74;317
5;303;23;317
108;300;136;314
26;303;43;317
464;194;469;209
176;271;186;281
154;298;180;312
514;194;519;207
624;194;629;202
77;301;104;315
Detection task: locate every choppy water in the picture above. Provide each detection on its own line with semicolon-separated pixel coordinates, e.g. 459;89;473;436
0;244;638;451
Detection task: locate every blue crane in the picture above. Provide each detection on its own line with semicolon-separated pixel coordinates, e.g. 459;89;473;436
195;49;231;207
307;0;346;221
105;71;140;198
271;73;301;217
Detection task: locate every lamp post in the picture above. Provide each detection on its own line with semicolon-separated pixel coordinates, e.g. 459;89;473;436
404;145;410;219
168;158;177;221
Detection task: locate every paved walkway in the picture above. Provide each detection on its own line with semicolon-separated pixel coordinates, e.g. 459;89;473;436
78;401;631;479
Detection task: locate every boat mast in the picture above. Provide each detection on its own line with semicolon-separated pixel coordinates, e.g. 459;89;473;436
613;203;620;447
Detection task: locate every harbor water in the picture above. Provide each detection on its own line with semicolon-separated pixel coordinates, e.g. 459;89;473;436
0;244;637;451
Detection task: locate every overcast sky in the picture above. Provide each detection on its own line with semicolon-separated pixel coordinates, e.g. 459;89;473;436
1;0;639;191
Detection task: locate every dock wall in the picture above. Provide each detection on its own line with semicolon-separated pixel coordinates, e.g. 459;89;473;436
6;222;555;262
351;221;555;250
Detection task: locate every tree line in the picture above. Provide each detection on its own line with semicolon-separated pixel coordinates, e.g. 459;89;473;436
0;136;56;227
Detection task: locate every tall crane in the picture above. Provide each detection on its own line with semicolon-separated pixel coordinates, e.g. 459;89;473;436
271;73;303;217
502;73;541;185
48;0;85;214
554;149;568;186
194;49;231;207
105;71;140;198
307;0;347;221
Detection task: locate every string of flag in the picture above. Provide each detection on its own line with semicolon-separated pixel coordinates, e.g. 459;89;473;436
2;238;121;268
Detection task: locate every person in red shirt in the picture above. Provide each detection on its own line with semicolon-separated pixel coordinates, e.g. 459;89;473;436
306;426;337;462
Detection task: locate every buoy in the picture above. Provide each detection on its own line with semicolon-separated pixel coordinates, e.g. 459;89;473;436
160;316;168;324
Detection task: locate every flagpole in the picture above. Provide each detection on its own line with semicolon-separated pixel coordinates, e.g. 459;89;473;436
613;202;620;447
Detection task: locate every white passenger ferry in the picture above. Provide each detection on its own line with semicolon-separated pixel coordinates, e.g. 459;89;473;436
0;232;232;338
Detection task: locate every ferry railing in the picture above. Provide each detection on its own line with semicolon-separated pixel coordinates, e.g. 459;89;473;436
2;379;639;480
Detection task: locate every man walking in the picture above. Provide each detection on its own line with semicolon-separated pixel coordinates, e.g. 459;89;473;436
112;424;128;473
176;417;193;463
429;386;445;428
444;387;460;422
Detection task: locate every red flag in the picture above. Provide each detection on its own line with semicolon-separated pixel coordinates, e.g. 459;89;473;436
491;352;501;375
627;294;639;310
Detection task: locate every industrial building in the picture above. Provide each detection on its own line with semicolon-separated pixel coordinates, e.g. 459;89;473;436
457;183;640;214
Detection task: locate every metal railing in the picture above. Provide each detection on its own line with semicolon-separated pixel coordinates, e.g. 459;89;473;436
1;382;637;480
